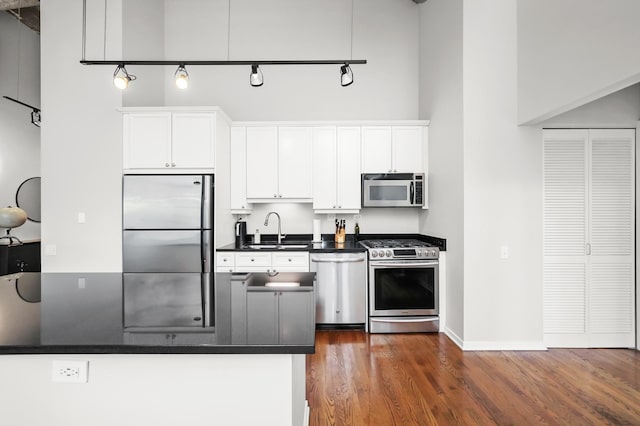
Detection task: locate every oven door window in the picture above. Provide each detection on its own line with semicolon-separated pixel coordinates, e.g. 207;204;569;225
372;267;436;313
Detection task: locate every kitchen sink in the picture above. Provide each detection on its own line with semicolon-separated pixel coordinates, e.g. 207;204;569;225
246;244;310;250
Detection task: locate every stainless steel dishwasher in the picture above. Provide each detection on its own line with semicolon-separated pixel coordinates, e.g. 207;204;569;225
310;252;367;327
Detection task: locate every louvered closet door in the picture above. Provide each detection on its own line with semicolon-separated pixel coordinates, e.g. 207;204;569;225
588;130;635;347
543;129;635;348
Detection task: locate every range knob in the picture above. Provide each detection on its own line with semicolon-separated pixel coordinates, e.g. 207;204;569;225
378;250;385;257
371;251;378;258
430;250;437;257
386;250;392;257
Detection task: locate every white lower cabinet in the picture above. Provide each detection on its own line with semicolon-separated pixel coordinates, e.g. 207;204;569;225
216;251;309;273
246;290;314;345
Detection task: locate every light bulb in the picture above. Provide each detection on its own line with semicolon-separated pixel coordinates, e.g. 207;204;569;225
175;65;189;89
113;65;135;90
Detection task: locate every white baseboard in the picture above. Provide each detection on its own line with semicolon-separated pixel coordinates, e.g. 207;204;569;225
303;400;310;426
462;340;547;351
444;327;463;349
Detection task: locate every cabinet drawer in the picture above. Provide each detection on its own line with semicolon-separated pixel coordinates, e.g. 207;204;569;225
216;252;235;271
272;252;309;270
235;252;271;268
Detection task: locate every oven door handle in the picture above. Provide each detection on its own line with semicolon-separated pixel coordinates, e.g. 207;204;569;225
370;317;439;323
370;261;438;268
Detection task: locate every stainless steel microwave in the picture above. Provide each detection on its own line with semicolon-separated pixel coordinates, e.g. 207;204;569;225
361;173;425;207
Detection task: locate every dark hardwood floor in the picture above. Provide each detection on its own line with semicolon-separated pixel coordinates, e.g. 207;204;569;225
306;330;640;425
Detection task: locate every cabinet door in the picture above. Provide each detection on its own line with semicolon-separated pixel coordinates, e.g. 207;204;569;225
392;126;424;173
230;127;250;211
278;291;314;345
312;127;338;210
216;252;235;273
234;252;271;272
246;291;278;344
272;252;310;272
171;113;215;169
278;127;313;199
361;126;392;173
123;113;171;169
336;127;362;210
246;127;278;199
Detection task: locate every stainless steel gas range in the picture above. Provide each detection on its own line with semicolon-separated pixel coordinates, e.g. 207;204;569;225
359;239;439;333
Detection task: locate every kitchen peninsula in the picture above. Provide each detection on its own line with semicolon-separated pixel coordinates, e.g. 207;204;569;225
0;272;312;426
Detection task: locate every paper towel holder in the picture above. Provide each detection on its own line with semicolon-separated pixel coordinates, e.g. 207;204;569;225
312;219;322;243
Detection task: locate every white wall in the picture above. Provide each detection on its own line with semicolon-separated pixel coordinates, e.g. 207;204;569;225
121;0;420;121
417;0;464;340
518;0;640;124
238;203;420;240
0;13;41;242
41;0;123;272
542;83;640;128
462;0;544;348
0;354;306;426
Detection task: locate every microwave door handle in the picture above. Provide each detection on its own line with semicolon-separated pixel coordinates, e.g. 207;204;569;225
410;181;415;204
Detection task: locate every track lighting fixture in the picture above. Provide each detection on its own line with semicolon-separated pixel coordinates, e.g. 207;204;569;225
340;64;353;87
250;64;264;87
175;65;189;89
2;96;41;128
113;64;136;90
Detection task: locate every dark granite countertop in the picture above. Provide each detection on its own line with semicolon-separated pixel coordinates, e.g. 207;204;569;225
0;272;314;355
217;233;446;252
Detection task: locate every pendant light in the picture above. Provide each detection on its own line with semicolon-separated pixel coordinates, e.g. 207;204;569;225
174;65;189;89
113;64;136;90
250;64;263;87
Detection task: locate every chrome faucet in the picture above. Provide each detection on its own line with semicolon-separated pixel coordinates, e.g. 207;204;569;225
264;211;286;244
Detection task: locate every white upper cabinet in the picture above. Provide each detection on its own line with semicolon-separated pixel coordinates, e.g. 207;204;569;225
123;113;172;170
246;126;312;201
392;126;425;173
361;125;425;173
171;113;216;168
123;111;216;172
312;126;361;213
230;127;251;213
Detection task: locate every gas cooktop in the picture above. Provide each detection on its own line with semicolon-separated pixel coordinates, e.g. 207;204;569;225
359;239;439;260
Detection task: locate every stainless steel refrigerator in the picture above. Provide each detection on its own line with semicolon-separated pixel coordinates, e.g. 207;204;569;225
122;174;213;328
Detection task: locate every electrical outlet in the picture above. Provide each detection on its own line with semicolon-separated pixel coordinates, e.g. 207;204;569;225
52;360;89;383
353;215;362;221
500;246;509;259
327;214;336;222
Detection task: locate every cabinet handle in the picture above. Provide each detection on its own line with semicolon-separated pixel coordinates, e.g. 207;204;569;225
393;169;397;172
171;163;176;167
333;205;336;208
278;194;282;198
251;258;255;262
241;205;245;209
338;205;341;208
288;258;292;262
223;258;227;262
274;194;277;198
165;163;170;167
229;268;233;272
